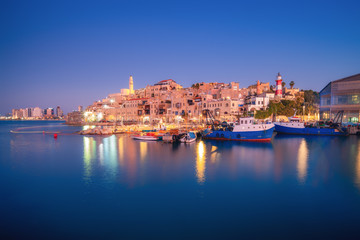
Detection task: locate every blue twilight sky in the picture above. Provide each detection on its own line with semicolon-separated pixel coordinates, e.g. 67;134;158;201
0;0;359;114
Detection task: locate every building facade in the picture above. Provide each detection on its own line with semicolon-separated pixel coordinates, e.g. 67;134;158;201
320;73;360;122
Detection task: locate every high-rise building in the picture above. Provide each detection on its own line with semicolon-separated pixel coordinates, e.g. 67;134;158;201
12;109;23;119
78;106;83;112
44;108;54;116
56;106;63;117
33;107;43;118
23;108;32;118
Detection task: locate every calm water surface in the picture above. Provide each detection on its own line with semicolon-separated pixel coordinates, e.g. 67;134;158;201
1;121;360;239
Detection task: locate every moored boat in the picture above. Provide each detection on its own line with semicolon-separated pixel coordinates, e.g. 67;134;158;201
274;113;348;136
179;131;197;143
132;134;159;141
203;117;275;142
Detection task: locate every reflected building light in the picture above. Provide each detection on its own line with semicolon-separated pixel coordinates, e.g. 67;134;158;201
210;146;219;163
196;141;206;184
297;139;309;184
356;142;360;189
84;137;91;163
83;136;94;181
101;135;118;179
118;137;124;166
109;135;118;168
140;142;147;162
99;143;104;165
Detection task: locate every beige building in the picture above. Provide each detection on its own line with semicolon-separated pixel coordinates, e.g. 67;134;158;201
83;74;300;124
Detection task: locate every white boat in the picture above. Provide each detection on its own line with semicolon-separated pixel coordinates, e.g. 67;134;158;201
132;135;159;141
180;132;197;143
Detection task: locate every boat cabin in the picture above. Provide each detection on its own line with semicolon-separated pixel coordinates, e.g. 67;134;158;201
288;116;301;123
235;117;255;126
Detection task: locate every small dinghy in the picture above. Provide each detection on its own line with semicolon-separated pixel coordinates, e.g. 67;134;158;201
180;132;197;143
132;135;159;141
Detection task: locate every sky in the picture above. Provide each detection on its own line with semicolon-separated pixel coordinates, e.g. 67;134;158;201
0;0;359;114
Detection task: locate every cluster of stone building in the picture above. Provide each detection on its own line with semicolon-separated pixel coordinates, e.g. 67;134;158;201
74;73;301;124
12;106;63;120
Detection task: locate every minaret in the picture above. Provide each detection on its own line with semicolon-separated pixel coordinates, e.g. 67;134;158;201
275;72;283;97
129;75;134;94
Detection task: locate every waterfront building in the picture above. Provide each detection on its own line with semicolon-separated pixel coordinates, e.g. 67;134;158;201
206;98;243;121
44;108;54;117
56;106;63;117
320;73;360;122
23;108;32;118
12;109;23;119
33;107;43;118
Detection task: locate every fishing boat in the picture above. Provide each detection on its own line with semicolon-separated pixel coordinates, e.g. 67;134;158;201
274;111;348;136
179;131;197;143
203;117;275;142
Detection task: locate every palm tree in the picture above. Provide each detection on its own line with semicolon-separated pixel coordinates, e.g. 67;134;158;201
270;85;275;92
290;81;295;89
281;81;286;89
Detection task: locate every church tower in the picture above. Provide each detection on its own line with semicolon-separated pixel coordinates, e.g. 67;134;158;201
129;75;134;94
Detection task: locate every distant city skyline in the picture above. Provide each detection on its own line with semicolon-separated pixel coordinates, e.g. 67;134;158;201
1;0;359;115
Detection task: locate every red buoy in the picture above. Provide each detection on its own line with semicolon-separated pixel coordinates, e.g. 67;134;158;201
54;133;58;139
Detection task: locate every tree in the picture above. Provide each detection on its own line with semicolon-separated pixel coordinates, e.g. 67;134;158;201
304;90;320;105
191;83;200;89
281;81;286;89
290;81;295;89
270;85;275;92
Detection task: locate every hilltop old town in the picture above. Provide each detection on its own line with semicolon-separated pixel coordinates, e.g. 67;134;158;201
64;73;320;125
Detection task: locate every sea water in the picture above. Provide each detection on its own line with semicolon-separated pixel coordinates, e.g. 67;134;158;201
1;121;360;239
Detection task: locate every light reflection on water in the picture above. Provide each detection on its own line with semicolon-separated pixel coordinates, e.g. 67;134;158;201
4;121;360;239
356;141;360;189
297;139;309;184
196;141;206;184
79;136;318;186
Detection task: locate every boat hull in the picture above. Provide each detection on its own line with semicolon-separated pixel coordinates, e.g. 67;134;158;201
132;136;159;141
203;127;275;142
274;124;348;136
